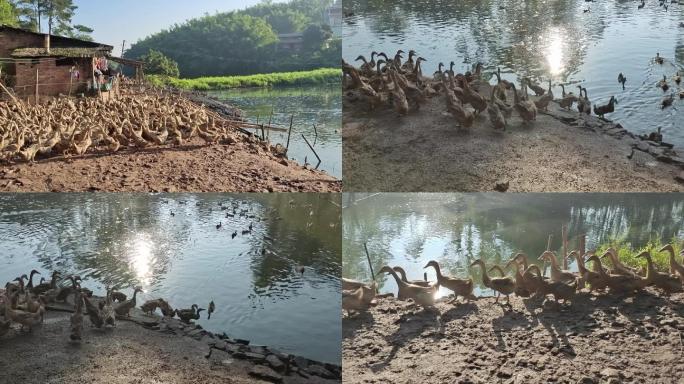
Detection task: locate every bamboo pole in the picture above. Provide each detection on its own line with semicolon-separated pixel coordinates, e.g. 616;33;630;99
34;68;39;104
68;66;73;97
301;134;321;169
562;225;568;270
312;124;318;146
544;234;553;277
363;242;375;280
0;81;18;104
286;114;294;150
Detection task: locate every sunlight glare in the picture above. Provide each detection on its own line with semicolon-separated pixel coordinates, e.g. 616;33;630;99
545;30;564;76
129;235;155;287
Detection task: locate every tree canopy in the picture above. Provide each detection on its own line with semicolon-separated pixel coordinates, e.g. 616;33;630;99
141;49;180;78
11;0;93;39
0;0;18;26
126;0;340;78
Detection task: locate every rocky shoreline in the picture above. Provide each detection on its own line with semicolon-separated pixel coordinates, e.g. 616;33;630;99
540;103;684;173
343;292;684;384
0;298;340;384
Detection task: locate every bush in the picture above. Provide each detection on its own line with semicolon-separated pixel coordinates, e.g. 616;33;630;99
147;68;341;90
141;50;180;78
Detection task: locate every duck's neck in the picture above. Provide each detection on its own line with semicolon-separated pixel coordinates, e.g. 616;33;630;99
574;254;588;275
643;256;655;280
593;259;607;278
478;264;491;287
394;268;409;283
431;263;444;280
28;271;37;288
385;269;407;288
665;249;677;269
546;254;560;271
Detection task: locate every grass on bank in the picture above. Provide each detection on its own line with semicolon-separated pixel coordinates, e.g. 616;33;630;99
147;68;341;91
595;237;682;270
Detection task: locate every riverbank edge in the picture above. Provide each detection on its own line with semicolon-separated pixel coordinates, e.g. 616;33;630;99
43;298;342;382
541;104;684;171
148;68;342;91
343;93;684;191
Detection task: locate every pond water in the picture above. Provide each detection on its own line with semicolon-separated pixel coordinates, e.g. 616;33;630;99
343;0;684;148
0;193;342;364
206;85;342;178
343;193;684;297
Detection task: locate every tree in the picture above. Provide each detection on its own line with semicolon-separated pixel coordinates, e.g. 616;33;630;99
0;0;19;26
141;49;180;77
44;0;76;36
67;24;93;41
302;24;332;52
11;0;92;40
12;0;43;31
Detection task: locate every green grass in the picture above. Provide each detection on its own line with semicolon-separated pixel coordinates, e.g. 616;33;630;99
595;237;682;271
147;68;342;91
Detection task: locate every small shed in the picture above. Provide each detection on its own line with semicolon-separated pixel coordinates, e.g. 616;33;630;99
0;25;143;102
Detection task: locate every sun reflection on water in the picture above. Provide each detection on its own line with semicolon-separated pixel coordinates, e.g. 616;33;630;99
128;234;155;287
545;29;565;76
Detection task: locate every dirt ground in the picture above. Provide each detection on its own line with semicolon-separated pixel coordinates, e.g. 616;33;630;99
0;310;339;384
343;94;684;192
343;292;684;384
0;136;340;193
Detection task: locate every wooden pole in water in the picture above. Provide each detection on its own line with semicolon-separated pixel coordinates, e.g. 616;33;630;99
266;108;273;143
286;114;294;150
562;224;568;270
301;134;321;169
579;233;586;258
363;242;375;280
544;234;553;277
312;124;318;146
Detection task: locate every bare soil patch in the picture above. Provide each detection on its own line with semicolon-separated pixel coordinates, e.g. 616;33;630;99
343;293;684;384
343;93;684;192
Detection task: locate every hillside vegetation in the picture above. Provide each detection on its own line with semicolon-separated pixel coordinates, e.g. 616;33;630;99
125;0;339;78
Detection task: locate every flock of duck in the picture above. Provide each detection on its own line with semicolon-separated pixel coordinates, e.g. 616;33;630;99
1;270;215;342
343;49;682;131
342;243;684;316
0;93;237;163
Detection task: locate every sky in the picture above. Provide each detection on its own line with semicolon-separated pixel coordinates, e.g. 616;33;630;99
71;0;285;54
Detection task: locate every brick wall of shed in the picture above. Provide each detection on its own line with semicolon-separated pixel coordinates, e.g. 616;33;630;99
14;58;92;98
0;30;45;57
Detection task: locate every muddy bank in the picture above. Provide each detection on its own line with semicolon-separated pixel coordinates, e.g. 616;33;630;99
0;136;339;192
0;303;341;384
343;96;684;192
343;292;684;384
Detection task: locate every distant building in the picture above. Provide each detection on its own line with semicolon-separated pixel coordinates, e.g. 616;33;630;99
277;33;304;52
324;0;342;37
